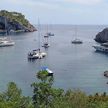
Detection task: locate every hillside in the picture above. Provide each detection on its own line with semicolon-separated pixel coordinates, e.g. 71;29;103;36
0;10;36;34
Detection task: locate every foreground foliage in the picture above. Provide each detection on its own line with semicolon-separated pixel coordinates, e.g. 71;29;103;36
0;82;33;108
1;71;108;108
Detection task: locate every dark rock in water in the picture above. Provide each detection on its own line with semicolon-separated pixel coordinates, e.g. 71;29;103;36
0;10;36;35
104;71;108;77
94;28;108;43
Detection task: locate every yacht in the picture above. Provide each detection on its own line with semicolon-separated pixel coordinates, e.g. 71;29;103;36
28;20;47;59
0;18;15;47
0;37;15;47
71;26;83;44
93;43;108;53
71;39;83;44
28;49;46;59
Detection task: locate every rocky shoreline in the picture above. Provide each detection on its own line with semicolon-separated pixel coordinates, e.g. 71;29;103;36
94;28;108;43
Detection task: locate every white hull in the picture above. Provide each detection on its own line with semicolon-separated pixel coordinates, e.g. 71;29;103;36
93;45;108;53
41;67;53;76
28;52;47;59
0;41;15;47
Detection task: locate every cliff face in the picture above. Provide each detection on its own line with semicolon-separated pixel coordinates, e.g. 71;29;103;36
0;10;36;34
94;28;108;43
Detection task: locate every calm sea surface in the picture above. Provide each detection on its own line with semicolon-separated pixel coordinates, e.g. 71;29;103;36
0;25;108;96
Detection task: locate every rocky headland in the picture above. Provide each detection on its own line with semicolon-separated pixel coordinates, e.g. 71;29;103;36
94;28;108;43
0;10;36;35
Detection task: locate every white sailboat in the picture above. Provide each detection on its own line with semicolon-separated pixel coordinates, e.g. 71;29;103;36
71;26;83;44
28;20;46;59
46;25;54;37
0;17;15;47
42;35;50;48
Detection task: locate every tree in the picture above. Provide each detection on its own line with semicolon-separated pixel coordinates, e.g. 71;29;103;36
0;82;33;108
31;70;63;108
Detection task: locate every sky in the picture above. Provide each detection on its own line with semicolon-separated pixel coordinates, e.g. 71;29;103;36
0;0;108;24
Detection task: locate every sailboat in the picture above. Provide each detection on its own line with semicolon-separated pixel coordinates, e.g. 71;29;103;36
28;20;46;59
71;26;83;44
0;17;15;47
42;34;50;48
45;25;54;37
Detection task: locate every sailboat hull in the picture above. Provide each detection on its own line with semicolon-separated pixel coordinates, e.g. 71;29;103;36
0;41;15;47
28;51;47;59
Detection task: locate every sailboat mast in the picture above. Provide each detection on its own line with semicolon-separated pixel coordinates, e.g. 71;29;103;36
75;25;77;38
47;24;48;34
4;17;7;36
38;19;41;52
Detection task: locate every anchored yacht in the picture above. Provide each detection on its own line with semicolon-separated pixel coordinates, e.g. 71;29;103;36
42;35;50;48
28;20;46;59
71;39;83;44
0;37;15;47
93;43;108;53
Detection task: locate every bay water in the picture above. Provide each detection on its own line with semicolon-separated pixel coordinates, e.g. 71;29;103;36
0;25;108;96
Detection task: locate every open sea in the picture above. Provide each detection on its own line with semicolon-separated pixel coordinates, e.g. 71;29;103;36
0;25;108;96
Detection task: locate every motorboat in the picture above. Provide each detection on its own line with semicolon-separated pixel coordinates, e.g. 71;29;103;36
93;42;108;53
71;39;83;44
41;66;53;76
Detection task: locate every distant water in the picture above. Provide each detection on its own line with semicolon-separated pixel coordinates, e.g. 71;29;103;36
0;25;108;96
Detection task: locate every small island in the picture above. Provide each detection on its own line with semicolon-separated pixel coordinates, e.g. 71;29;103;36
0;10;36;35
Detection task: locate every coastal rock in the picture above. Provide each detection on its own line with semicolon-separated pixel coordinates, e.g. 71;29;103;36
0;10;36;35
95;28;108;43
104;71;108;77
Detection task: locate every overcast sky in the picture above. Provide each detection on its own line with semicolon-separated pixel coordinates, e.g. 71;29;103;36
0;0;108;24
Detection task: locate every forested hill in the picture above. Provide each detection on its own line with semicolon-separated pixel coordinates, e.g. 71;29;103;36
0;10;36;34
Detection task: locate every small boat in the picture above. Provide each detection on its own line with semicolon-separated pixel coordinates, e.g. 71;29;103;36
71;26;83;44
41;66;53;76
42;35;50;48
104;71;108;77
71;39;83;44
0;38;15;47
42;43;50;48
28;49;46;59
45;24;54;37
93;42;108;53
0;18;15;47
46;32;54;36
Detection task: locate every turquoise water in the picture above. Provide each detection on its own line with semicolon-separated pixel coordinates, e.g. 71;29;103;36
0;25;108;96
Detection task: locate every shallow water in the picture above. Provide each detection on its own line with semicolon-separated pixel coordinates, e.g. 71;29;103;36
0;25;108;96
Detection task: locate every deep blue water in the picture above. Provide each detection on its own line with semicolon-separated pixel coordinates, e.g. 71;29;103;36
0;25;108;96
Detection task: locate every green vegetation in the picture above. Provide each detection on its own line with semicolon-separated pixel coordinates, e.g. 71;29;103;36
0;10;29;27
1;70;108;108
0;82;33;108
